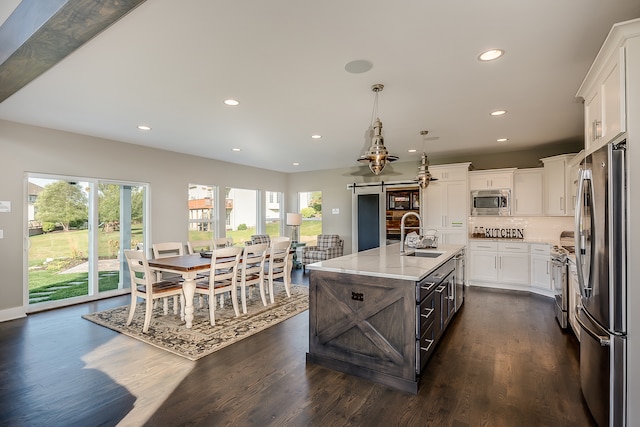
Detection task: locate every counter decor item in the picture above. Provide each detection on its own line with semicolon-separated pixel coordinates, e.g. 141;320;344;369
404;230;438;249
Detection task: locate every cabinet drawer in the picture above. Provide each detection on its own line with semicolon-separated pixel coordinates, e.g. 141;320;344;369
416;322;437;374
469;241;498;251
530;243;550;255
416;290;437;338
416;278;438;302
498;242;529;253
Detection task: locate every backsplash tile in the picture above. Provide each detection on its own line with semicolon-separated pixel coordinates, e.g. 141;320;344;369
468;216;574;243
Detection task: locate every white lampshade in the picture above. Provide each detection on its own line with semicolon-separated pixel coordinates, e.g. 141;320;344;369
286;213;302;226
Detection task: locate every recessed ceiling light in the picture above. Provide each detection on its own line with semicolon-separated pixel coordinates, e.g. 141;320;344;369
224;99;239;106
137;125;151;131
232;148;241;152
311;134;322;139
292;162;300;166
491;110;507;116
408;149;417;153
478;49;505;61
497;138;508;142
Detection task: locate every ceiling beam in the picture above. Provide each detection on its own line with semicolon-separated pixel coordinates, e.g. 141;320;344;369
0;0;146;103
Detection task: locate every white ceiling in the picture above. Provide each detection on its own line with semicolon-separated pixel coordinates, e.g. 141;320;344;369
1;0;639;173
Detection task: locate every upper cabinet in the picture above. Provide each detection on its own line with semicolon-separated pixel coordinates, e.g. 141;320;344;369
468;168;515;191
424;163;472;244
581;52;625;151
513;168;544;216
577;19;640;153
540;154;578;216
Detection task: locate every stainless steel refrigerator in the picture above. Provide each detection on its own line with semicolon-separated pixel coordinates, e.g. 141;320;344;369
575;140;627;427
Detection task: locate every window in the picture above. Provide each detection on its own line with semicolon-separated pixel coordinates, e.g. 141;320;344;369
26;173;148;311
225;187;257;246
265;191;283;239
188;184;216;241
299;191;322;245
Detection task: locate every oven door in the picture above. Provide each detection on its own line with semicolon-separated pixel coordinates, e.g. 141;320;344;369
552;256;567;328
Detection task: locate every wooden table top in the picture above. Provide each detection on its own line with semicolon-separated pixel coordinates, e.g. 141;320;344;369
147;254;211;272
147;248;294;272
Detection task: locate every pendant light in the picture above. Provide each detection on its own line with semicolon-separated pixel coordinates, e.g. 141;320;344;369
357;84;398;175
416;130;437;188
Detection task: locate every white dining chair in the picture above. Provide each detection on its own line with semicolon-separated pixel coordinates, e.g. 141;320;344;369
237;243;268;314
194;246;243;326
264;239;292;303
151;242;184;314
124;249;184;333
187;239;214;254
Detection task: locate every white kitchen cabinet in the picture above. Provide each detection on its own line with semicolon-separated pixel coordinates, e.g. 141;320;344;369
497;242;529;285
428;164;469;182
424;163;471;247
579;48;625;152
468;241;498;282
439;230;467;245
468;241;529;286
530;244;551;290
424;180;466;228
513;168;544;216
468;169;515;191
541;154;577;216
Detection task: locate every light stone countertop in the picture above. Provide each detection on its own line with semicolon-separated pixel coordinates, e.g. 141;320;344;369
306;242;465;282
468;237;557;245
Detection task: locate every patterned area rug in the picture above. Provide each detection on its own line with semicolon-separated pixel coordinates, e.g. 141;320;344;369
83;284;308;361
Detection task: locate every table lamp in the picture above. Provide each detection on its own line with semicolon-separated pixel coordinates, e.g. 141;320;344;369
286;213;302;243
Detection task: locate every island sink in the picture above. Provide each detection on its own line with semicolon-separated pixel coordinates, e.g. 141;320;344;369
405;250;444;258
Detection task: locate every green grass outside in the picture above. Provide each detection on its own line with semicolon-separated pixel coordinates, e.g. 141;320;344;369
28;225;143;303
29;271;121;303
28;220;323;303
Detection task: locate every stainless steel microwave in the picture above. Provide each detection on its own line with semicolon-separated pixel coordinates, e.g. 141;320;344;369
470;189;511;216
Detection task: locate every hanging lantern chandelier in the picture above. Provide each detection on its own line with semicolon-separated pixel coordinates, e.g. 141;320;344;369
357;84;398;175
416;130;437;189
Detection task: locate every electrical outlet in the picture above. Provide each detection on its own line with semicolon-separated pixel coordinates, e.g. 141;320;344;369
0;229;3;239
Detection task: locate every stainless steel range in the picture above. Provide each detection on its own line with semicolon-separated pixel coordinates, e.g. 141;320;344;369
552;231;574;329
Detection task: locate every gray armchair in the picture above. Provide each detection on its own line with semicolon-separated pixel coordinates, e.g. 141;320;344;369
302;234;344;272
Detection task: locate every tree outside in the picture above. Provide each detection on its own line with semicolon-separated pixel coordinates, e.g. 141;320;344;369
34;181;87;231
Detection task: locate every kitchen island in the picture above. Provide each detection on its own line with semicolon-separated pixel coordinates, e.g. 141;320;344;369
306;243;465;394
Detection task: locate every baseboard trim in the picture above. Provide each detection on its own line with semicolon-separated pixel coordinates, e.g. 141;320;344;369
0;306;27;322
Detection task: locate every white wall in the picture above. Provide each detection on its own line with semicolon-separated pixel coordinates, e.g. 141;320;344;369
0;120;288;316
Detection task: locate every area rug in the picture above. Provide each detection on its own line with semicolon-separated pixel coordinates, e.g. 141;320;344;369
82;284;308;361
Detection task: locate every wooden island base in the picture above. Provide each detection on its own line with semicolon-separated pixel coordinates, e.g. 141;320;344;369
306;244;461;394
307;269;421;394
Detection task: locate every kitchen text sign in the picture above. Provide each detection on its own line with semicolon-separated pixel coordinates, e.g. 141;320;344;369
485;228;524;239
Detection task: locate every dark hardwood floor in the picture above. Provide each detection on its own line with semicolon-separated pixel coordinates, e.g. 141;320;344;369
0;270;596;426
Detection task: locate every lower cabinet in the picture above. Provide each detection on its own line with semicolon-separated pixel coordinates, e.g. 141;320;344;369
469;241;529;286
530;244;551;291
468;240;559;296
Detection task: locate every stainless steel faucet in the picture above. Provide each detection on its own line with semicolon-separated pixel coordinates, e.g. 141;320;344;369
400;211;423;254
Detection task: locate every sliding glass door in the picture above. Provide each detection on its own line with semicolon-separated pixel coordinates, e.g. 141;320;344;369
26;174;148;311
